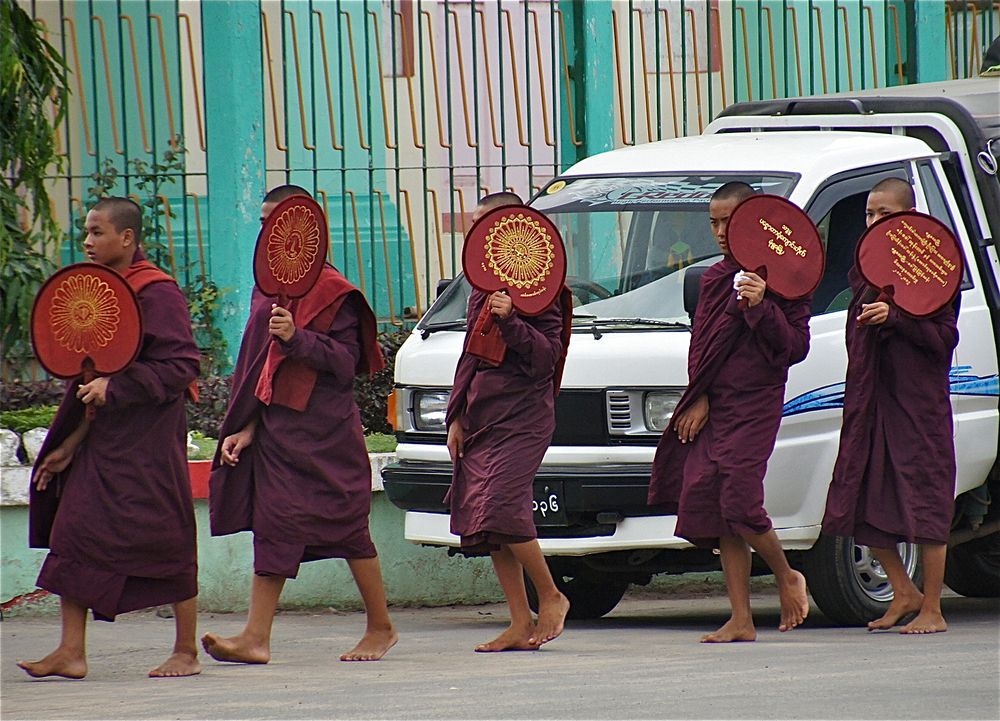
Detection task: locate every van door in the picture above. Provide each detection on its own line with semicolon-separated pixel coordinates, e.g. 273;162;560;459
764;166;910;537
916;158;999;496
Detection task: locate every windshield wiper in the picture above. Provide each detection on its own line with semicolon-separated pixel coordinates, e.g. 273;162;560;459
571;316;689;340
419;320;467;339
573;317;689;329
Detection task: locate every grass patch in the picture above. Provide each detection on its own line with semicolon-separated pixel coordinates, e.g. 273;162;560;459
185;431;396;460
187;431;217;461
0;406;58;434
365;433;397;453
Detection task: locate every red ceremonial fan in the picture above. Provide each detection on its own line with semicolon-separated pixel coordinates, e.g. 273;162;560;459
254;194;329;304
31;263;143;418
727;194;826;300
856;211;964;317
462;204;567;318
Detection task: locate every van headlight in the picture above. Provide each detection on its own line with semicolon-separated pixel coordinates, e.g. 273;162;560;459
643;391;682;432
412;390;450;431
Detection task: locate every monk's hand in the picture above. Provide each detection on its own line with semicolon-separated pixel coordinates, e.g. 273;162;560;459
857;301;889;326
34;445;74;491
674;394;709;444
488;291;513;319
76;376;109;406
269;304;296;342
221;425;255;466
736;272;766;308
447;421;465;462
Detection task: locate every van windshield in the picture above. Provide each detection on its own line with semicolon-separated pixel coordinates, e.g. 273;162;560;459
419;174;798;331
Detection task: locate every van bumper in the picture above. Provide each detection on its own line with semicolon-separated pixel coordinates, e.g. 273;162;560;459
401;511;692;553
381;460;660;518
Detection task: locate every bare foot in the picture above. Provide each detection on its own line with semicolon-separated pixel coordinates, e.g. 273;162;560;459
528;592;570;647
701;617;757;643
778;570;810;632
17;649;87;680
900;608;947;635
200;632;270;664
149;651;202;678
340;626;398;661
868;589;924;631
475;624;539;652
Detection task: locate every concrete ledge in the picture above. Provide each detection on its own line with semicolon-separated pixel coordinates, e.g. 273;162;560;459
0;428;502;612
1;428;396;506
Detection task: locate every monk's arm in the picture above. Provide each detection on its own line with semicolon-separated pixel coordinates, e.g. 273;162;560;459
495;305;563;381
742;297;811;366
879;305;959;356
105;283;200;408
445;352;478;428
277;296;361;380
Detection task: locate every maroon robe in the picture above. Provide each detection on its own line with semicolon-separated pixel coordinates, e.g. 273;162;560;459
209;266;384;577
445;289;569;553
648;257;811;547
823;268;959;546
29;257;200;621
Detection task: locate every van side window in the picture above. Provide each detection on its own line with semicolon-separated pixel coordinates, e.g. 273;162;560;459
805;168;910;315
917;160;973;290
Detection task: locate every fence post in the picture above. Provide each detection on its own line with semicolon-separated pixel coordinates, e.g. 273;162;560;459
559;0;615;170
908;0;947;83
202;0;265;371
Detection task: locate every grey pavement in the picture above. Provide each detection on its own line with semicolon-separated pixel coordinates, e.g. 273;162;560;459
2;589;998;720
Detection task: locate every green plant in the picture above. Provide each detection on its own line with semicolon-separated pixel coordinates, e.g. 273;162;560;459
186;431;216;461
354;328;410;435
364;433;397;454
187;274;228;376
0;405;58;433
79;140;229;375
1;3;69;373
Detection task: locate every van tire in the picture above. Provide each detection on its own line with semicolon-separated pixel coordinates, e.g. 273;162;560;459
524;568;629;620
945;532;1000;597
802;533;922;626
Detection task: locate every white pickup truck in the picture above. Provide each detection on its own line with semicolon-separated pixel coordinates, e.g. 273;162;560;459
383;78;1000;625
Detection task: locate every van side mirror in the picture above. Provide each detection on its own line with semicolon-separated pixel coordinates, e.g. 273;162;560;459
436;278;453;298
683;266;709;322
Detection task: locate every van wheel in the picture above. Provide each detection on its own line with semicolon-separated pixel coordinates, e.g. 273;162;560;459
802;533;921;626
524;566;629;620
945;532;1000;597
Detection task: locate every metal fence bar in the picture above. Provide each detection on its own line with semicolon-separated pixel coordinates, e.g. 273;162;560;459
21;0;1000;341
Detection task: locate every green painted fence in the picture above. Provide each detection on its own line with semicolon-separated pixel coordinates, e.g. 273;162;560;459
13;0;999;371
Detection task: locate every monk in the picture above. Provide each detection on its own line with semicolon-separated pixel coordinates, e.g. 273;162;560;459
823;177;958;634
202;184;397;664
446;191;572;652
18;197;201;679
648;181;812;643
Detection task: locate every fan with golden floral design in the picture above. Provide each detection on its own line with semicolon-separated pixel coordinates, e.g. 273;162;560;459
31;264;143;414
254;195;329;304
462;205;567;318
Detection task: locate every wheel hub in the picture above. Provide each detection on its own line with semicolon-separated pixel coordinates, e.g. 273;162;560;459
852;541;919;603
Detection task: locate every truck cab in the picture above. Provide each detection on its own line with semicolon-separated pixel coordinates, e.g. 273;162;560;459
383;79;1000;624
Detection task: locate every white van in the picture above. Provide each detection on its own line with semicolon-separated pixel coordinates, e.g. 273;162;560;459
383;79;1000;624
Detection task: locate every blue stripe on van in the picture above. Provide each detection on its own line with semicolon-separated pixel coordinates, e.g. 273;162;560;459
782;366;999;416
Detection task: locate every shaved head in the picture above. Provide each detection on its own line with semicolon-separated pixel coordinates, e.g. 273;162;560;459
472;191;523;223
261;184;312;223
711;181;756;205
869;177;915;209
263;184;312;204
90;197;143;243
866;178;915;227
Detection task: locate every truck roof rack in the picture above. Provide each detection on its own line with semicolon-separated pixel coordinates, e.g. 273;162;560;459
717;78;999;140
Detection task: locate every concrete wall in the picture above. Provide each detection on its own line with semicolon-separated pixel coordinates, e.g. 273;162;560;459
0;430;502;614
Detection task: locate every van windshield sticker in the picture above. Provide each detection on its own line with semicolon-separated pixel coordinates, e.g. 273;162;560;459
535;176;795;211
